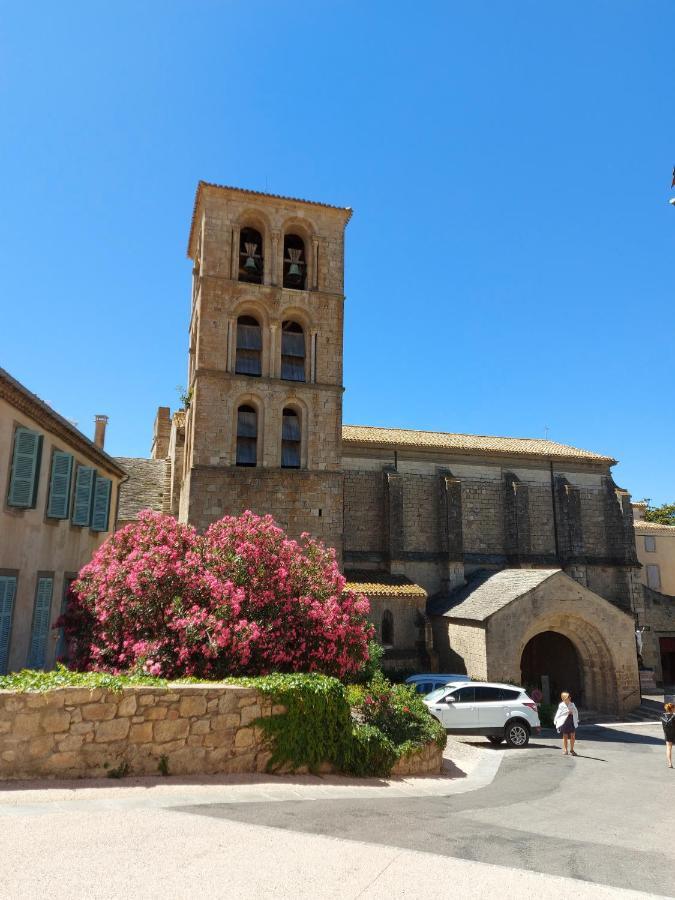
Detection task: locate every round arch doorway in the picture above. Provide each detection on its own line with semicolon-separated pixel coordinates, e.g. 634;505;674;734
521;631;583;705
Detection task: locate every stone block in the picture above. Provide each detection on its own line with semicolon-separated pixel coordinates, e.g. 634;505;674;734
153;719;189;743
70;722;94;736
47;752;80;771
217;693;238;714
129;723;153;744
95;718;131;743
179;696;207;718
211;713;240;731
189;719;210;735
234;727;255;749
58;734;85;752
240;704;261;727
66;689;103;705
82;703;117;721
41;711;71;733
28;735;55;758
144;706;167;721
13;714;41;738
118;695;137;717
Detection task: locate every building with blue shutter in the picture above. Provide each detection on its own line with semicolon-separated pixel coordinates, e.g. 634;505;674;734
0;368;125;673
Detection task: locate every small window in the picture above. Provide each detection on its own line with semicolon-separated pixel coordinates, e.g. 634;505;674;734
239;227;263;284
72;466;96;527
27;576;53;670
644;535;656;553
646;564;661;590
474;686;502;702
283;234;306;289
7;427;42;509
381;609;394;647
499;688;521;701
281;409;301;469
281;321;306;382
236;405;258;467
91;476;112;532
235;315;262;376
451;686;475;703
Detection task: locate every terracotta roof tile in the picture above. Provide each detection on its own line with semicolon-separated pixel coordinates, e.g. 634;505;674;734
344;571;427;599
342;425;616;464
633;521;675;534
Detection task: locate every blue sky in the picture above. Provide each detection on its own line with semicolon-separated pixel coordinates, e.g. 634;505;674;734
1;2;673;502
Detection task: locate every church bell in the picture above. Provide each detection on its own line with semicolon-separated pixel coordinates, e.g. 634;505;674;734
243;242;259;273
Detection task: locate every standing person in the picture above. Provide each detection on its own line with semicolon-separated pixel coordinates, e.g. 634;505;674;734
554;691;579;756
661;702;674;769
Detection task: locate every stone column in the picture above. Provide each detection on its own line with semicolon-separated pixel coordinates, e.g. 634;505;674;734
269;323;279;378
438;472;464;591
270;230;280;286
226;316;236;373
230;225;240;280
311;237;319;291
503;472;531;563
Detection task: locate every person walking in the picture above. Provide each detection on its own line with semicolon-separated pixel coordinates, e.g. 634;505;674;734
661;702;674;769
554;691;579;756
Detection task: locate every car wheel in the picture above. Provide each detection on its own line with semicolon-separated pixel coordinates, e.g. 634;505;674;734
487;736;503;745
505;720;530;747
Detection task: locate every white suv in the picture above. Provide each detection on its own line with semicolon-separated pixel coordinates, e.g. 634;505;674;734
424;681;540;747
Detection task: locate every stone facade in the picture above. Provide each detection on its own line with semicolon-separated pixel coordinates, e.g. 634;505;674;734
171;182;351;557
0;684;278;779
0;684;441;780
117;182;647;703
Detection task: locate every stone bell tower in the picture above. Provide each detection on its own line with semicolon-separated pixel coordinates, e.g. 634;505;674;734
178;181;352;555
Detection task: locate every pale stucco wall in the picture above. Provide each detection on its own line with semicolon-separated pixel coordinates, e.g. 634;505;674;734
633;523;675;596
0;396;122;672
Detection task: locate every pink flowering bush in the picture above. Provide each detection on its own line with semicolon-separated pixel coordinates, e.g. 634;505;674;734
61;510;373;680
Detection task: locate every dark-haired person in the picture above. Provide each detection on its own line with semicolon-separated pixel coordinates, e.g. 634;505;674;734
554;691;579;756
661;702;675;769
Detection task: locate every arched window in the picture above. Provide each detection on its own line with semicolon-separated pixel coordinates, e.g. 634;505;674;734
281;409;301;469
283;234;306;289
381;610;394;647
236;405;257;466
281;321;305;382
239;227;263;284
235;315;262;376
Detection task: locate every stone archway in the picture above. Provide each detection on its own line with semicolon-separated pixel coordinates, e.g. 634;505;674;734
521;631;583;705
516;614;618;712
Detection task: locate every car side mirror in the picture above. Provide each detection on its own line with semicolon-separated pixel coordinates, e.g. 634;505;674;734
444;696;456;704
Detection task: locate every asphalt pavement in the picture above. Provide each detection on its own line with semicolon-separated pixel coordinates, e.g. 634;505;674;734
176;723;675;897
0;722;671;898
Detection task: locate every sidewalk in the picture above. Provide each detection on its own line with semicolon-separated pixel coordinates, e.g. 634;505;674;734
0;739;502;815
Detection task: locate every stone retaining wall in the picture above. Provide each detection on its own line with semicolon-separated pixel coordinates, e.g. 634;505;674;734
0;684;278;780
0;685;444;780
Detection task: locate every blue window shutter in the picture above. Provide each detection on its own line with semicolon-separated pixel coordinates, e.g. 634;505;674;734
7;428;42;508
47;452;74;519
91;476;112;532
0;577;16;675
27;577;53;670
71;466;96;526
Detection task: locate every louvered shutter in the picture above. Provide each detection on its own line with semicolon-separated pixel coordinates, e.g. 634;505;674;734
0;577;16;675
7;428;42;508
47;452;73;519
27;577;53;670
91;476;112;532
71;466;96;526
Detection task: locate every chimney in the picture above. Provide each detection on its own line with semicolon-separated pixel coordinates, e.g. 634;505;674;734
94;415;109;449
151;407;171;459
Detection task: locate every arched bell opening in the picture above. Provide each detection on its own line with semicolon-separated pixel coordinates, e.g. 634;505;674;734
521;631;584;706
283;234;306;289
281;321;306;382
239;227;264;284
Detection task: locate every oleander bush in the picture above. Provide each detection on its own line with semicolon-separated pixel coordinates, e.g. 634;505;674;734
58;510;373;680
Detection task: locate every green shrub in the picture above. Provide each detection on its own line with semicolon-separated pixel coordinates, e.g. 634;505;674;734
342;725;397;777
0;665;167;693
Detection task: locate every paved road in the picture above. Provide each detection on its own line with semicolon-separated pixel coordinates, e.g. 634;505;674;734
0;723;671;898
176;724;674;897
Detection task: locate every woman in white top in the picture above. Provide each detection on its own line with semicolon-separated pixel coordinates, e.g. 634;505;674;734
554;691;579;756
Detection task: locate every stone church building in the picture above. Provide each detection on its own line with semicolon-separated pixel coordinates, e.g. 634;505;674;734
119;181;642;713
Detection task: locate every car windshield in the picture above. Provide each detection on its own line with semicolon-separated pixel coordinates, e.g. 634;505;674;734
424;687;450;702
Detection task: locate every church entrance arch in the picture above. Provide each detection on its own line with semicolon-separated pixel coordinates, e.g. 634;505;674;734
521;631;583;705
